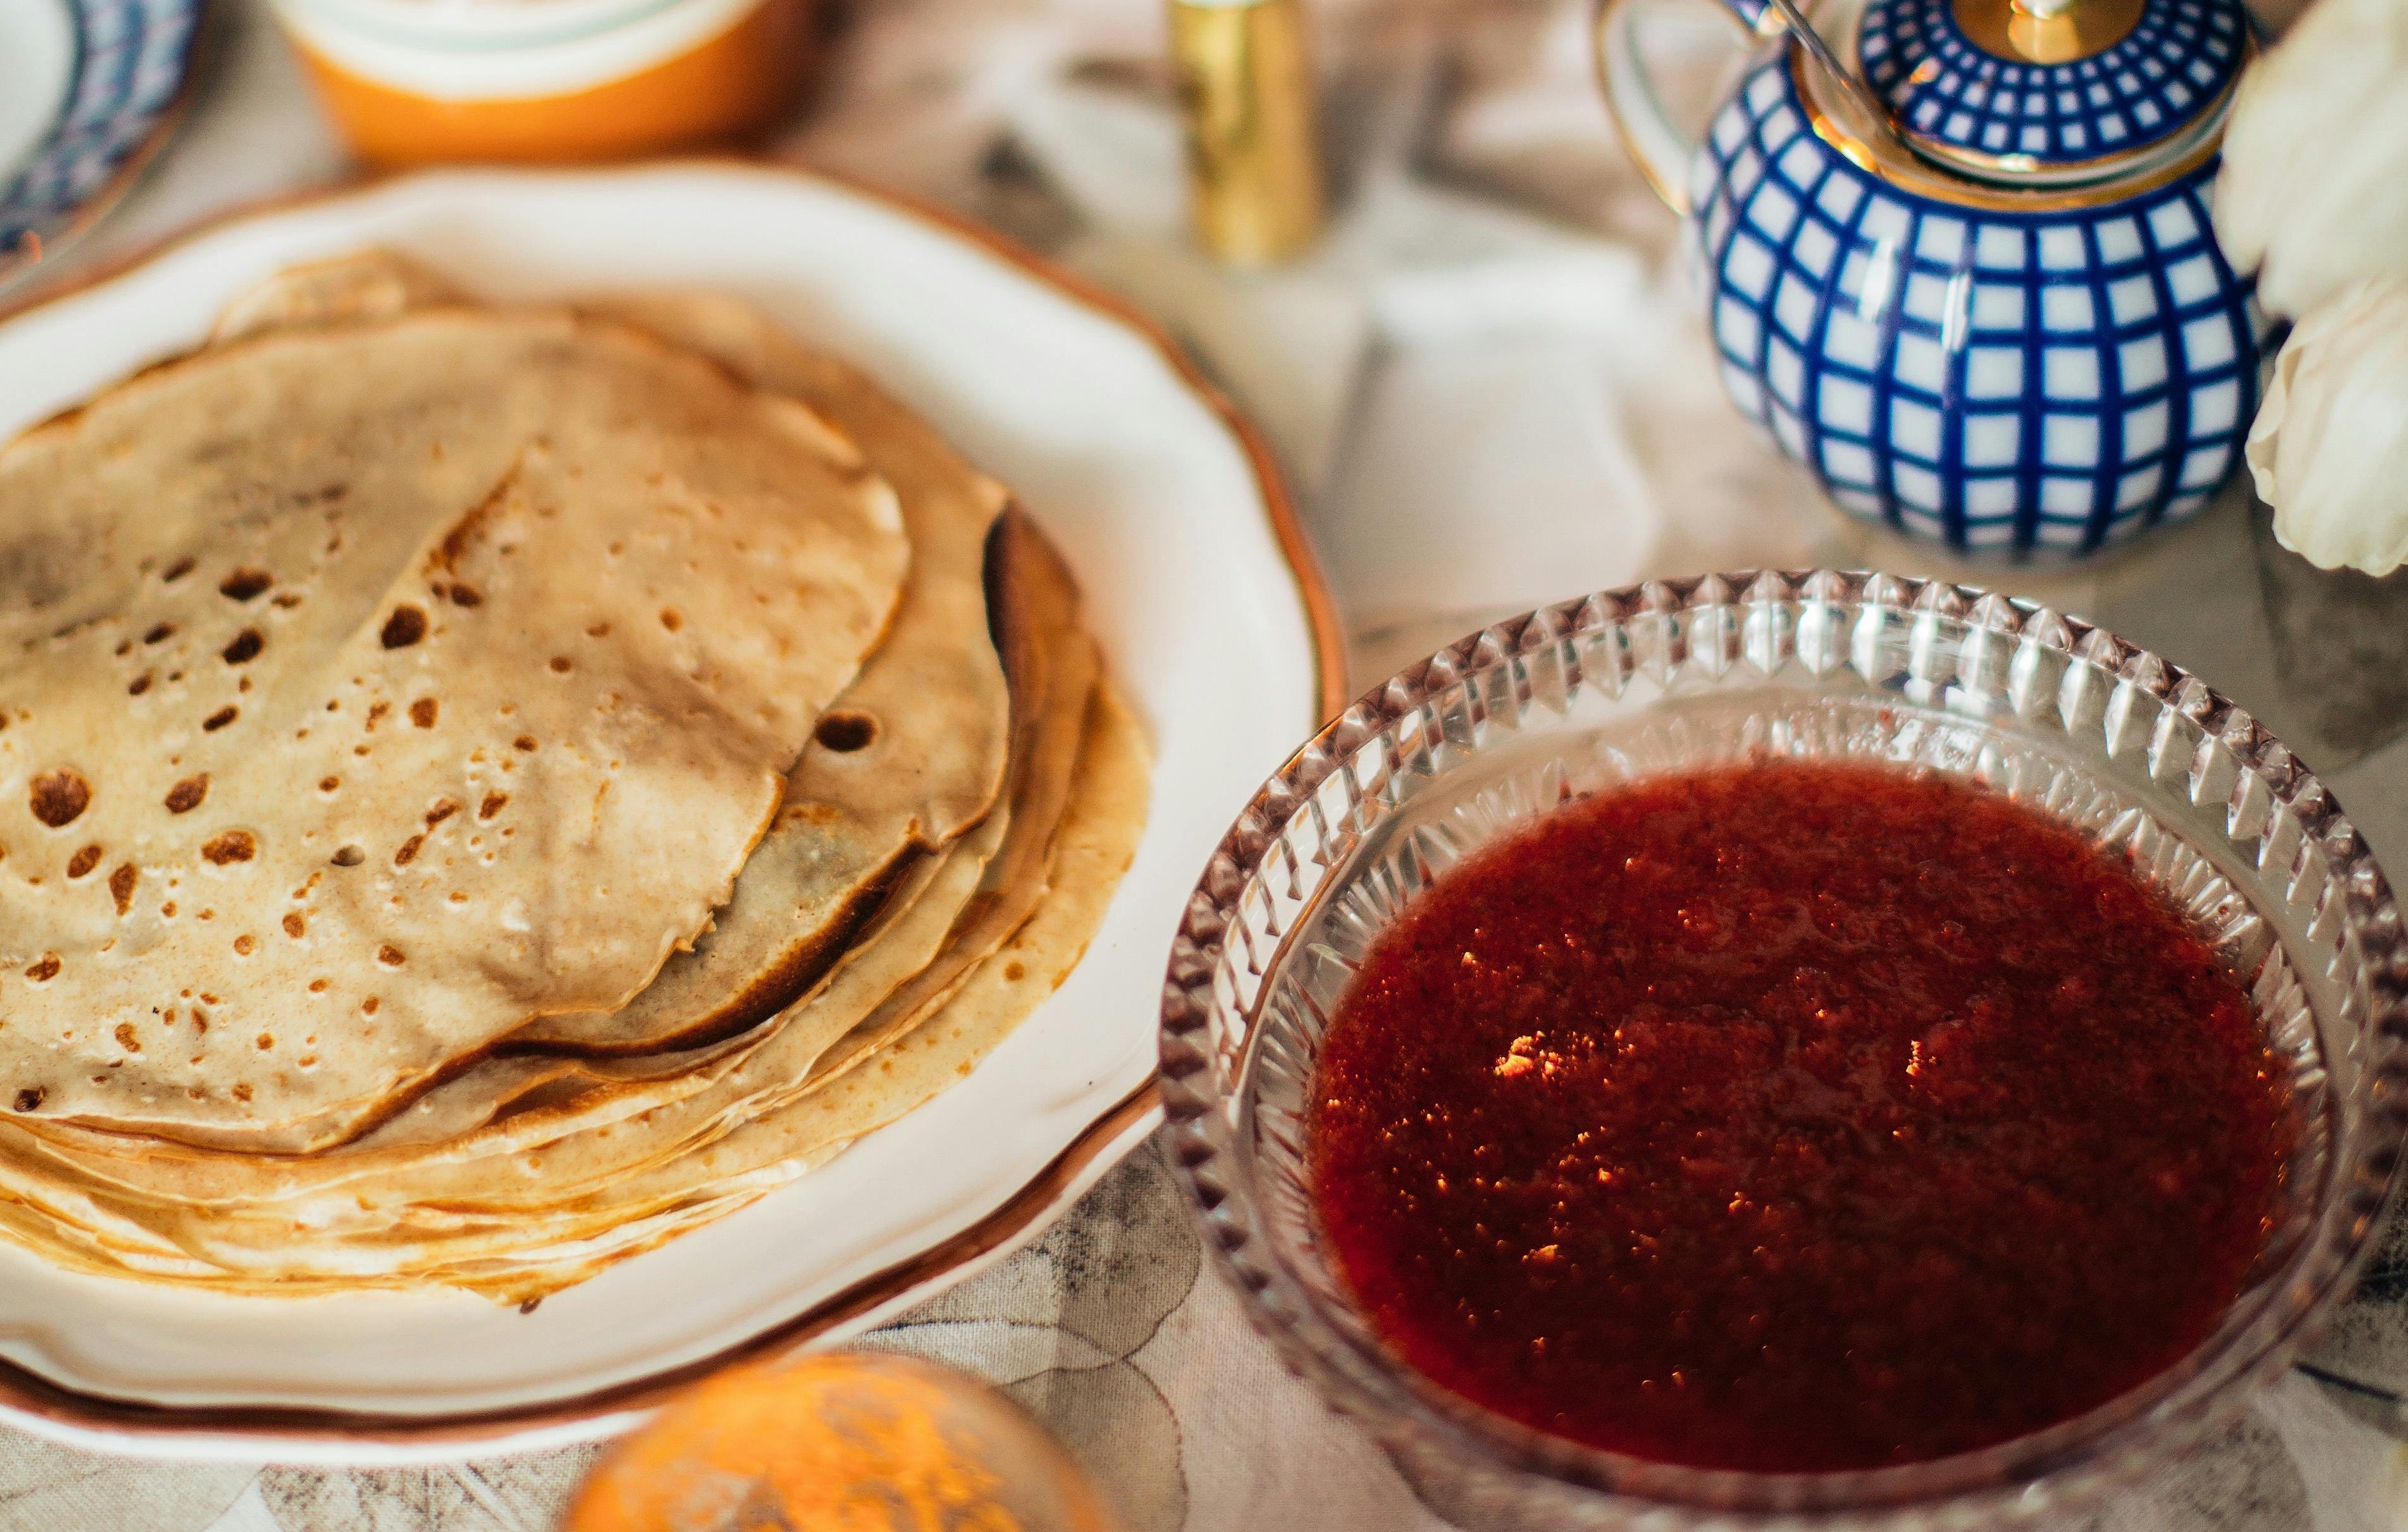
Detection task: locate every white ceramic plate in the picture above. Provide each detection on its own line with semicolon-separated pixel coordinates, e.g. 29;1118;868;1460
0;162;1341;1463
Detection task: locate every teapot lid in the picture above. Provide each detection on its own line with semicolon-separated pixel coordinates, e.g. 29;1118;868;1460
1856;0;2249;182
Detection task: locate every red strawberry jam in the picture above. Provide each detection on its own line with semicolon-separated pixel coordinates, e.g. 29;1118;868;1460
1309;758;2291;1472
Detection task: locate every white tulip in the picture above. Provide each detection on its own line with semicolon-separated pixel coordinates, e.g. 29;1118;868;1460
2214;0;2408;318
2247;278;2408;575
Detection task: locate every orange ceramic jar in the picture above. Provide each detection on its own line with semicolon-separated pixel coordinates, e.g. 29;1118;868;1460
271;0;816;165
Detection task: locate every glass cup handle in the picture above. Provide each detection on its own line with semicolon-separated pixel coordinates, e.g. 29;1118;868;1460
1593;0;1781;216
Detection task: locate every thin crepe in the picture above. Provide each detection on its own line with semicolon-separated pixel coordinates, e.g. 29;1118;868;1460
0;682;1148;1296
0;258;1151;1302
196;254;1019;1061
515;290;1015;1053
0;308;908;1150
0;513;1094;1229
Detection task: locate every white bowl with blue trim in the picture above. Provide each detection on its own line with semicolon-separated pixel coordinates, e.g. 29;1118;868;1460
0;0;204;289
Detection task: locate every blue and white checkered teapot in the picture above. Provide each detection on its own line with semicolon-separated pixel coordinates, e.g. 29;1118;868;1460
1596;0;2267;556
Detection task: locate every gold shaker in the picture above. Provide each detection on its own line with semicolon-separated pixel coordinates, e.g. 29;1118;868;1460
1169;0;1326;264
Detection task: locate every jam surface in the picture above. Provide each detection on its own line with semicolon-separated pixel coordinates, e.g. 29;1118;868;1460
1309;759;2290;1472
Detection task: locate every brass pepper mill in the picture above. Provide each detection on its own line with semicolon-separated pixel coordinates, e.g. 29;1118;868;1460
1169;0;1327;264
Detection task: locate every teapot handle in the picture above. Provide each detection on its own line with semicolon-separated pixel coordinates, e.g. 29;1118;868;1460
1593;0;1782;216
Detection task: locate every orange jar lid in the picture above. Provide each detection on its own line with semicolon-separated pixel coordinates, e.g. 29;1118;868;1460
272;0;816;165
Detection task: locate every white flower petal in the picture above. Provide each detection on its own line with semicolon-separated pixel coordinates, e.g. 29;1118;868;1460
2215;0;2408;317
2257;278;2408;575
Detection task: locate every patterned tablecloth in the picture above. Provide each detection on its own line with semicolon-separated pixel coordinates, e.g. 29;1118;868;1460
15;0;2408;1527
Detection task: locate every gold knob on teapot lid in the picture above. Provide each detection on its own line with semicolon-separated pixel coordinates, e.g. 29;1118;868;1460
1958;0;2144;64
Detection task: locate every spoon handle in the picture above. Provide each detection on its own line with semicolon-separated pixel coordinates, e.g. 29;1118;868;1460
1758;0;1907;149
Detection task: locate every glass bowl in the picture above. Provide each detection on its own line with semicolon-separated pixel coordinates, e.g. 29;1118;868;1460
1159;570;2408;1531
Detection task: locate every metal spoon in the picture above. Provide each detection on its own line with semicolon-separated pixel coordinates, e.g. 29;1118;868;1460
1758;0;1916;155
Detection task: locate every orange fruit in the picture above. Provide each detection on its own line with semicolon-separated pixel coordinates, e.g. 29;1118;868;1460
564;1352;1118;1532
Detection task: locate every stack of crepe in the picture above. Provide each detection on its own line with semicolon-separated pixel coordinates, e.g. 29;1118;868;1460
0;254;1148;1302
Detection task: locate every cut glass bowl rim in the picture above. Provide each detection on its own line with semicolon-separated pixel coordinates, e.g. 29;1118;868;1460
1159;568;2408;1529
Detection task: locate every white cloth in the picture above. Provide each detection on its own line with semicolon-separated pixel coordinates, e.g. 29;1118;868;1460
18;3;2408;1531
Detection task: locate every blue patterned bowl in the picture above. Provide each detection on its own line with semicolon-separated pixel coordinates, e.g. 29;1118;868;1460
1597;0;2271;559
1;0;204;288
